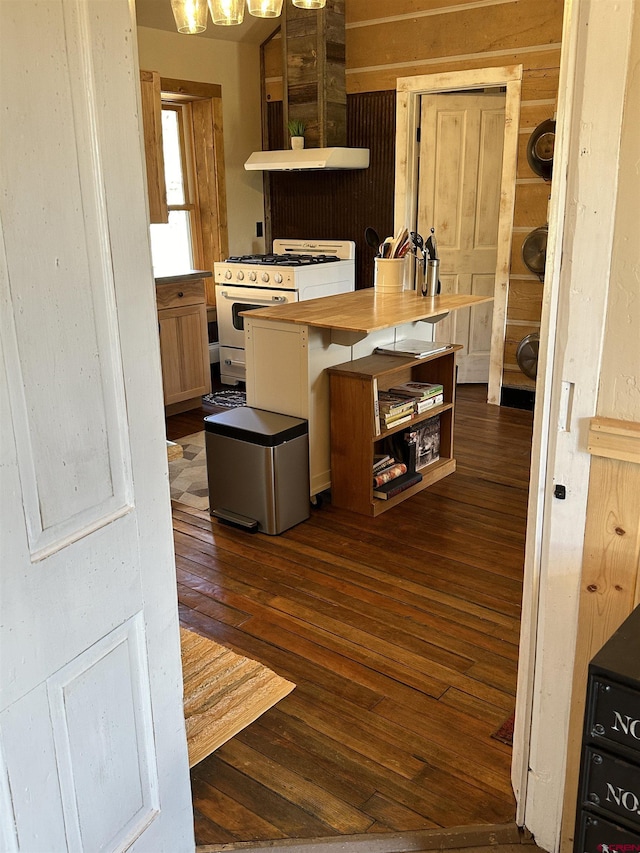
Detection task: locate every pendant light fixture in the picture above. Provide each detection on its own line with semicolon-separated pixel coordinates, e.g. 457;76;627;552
170;0;208;33
247;0;284;17
172;0;326;32
207;0;245;25
291;0;326;8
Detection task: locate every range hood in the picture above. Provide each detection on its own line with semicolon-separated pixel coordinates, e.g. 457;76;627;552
244;147;369;172
246;4;369;173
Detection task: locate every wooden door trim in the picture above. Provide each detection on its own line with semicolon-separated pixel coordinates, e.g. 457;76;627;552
160;78;222;100
561;416;640;847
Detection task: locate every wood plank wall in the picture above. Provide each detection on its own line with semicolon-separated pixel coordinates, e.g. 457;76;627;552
560;418;640;848
266;93;396;291
262;0;564;389
283;1;347;147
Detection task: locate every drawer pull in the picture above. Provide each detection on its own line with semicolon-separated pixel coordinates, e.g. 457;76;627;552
178;291;184;298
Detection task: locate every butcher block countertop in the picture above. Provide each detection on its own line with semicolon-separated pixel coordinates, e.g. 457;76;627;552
243;289;493;334
155;269;212;284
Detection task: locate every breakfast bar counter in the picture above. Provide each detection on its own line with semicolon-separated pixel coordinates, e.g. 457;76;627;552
242;288;490;337
242;290;493;498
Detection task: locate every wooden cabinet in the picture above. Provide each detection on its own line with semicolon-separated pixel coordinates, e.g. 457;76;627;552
575;605;640;851
156;277;211;411
327;346;461;516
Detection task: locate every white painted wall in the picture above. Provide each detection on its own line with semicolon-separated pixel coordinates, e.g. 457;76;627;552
136;26;265;257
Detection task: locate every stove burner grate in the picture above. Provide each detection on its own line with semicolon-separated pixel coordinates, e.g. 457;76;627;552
226;253;340;267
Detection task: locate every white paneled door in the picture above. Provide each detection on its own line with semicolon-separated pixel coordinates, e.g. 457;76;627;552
418;93;505;383
0;1;193;850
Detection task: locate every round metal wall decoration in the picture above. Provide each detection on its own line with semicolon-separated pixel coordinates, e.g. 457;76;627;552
527;119;556;180
522;225;548;279
516;333;540;380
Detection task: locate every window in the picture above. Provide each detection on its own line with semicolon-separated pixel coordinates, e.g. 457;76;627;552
140;73;229;292
150;104;202;276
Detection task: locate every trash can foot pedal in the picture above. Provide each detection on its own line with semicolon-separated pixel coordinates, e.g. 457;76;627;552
211;508;259;532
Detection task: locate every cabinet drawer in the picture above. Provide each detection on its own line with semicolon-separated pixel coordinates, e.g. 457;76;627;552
577;810;640;853
156;280;205;309
580;745;640;829
588;676;640;758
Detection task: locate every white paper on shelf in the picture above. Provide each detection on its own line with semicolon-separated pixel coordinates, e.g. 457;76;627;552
375;339;453;358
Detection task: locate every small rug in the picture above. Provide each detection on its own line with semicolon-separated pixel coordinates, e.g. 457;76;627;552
180;627;295;767
491;711;515;746
169;431;208;511
202;389;246;409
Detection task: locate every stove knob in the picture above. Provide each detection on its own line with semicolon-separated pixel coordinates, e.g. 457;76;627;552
224;270;232;280
274;273;283;284
236;271;244;281
248;271;257;282
261;272;270;283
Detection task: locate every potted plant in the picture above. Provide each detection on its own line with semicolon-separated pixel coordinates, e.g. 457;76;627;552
287;119;306;150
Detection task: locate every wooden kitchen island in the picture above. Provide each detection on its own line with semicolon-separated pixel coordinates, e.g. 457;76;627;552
243;289;492;500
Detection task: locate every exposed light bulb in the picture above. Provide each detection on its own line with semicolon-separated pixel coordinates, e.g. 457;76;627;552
247;0;284;17
171;0;208;33
291;0;326;8
208;0;245;25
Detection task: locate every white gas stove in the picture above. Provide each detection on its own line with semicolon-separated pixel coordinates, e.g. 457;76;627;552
214;239;355;385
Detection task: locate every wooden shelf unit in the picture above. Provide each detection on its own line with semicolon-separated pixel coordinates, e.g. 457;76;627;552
328;346;461;516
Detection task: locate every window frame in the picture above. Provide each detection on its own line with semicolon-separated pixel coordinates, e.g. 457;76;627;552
160;78;229;305
160;102;204;270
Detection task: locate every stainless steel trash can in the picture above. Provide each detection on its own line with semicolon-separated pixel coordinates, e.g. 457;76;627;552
204;407;309;535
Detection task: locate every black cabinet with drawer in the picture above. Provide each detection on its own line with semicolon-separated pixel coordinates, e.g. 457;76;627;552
575;604;640;851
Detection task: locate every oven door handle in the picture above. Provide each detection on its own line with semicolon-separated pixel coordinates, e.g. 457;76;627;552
218;291;289;304
223;357;245;367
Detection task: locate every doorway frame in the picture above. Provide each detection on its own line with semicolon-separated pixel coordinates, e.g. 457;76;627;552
393;65;523;406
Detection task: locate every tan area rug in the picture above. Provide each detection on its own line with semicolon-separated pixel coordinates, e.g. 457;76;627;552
169;431;208;511
180;628;295;768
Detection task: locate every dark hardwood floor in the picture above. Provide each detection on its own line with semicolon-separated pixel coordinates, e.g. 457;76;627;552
168;384;534;846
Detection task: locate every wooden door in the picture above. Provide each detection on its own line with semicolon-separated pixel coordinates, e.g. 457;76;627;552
418;93;505;383
0;1;193;849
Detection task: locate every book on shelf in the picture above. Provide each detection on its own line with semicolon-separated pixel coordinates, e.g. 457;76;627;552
405;414;441;470
372;376;381;435
403;431;418;473
416;393;444;414
373;457;398;474
379;403;415;418
375;339;453;359
381;412;413;430
373;462;407;487
373;470;423;500
372;453;394;474
377;391;415;415
389;380;444;399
